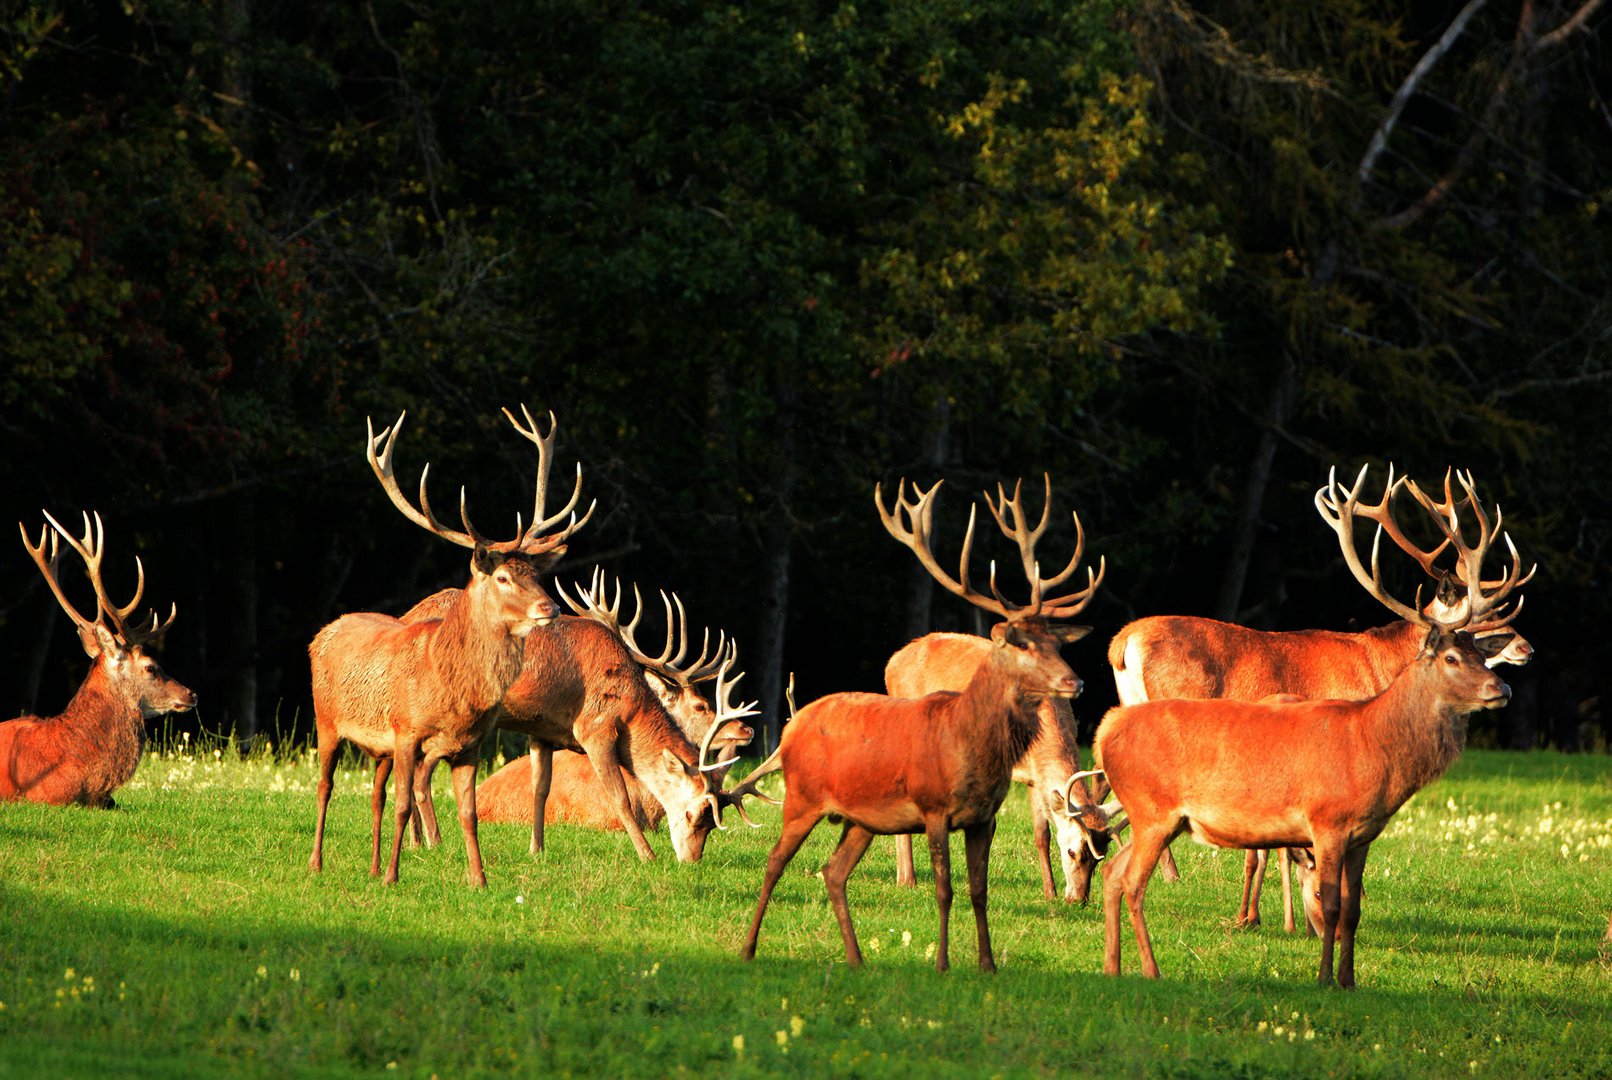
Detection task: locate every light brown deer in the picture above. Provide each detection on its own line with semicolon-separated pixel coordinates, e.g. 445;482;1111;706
400;572;749;862
739;475;1104;972
2;512;195;807
308;406;591;887
420;572;756;846
1095;466;1527;988
884;631;1122;903
1107;466;1534;928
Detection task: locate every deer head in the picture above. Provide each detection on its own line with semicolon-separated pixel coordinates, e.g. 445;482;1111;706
21;511;197;718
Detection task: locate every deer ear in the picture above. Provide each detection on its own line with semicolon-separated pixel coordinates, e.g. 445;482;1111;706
661;747;689;777
1053;624;1093;644
527;544;567;575
471;544;499;575
1434;571;1461;608
1419;624;1443;655
78;624;105;658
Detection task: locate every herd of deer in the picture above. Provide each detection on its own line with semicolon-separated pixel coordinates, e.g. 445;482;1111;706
6;403;1608;988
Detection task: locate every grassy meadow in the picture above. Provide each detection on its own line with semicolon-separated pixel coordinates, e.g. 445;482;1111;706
1;742;1609;1079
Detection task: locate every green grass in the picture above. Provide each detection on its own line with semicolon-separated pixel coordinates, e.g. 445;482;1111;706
2;745;1609;1078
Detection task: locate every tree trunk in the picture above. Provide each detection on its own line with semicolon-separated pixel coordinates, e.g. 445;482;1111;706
1215;351;1298;623
756;369;798;752
901;396;951;646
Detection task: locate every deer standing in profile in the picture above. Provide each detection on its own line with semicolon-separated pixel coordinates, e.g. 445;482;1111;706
739;475;1104;972
418;572;756;848
1095;466;1527;988
1107;467;1534;930
2;512;195;807
884;620;1121;903
308;406;591;887
401;572;752;862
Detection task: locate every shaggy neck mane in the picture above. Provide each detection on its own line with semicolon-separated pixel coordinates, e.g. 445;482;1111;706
430;589;523;715
957;652;1041;777
1361;660;1470;806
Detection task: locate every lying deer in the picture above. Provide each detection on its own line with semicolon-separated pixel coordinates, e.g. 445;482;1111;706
401;572;751;862
2;512;195;807
1096;465;1527;988
1108;466;1534;929
884;628;1119;904
308;406;590;886
739;475;1104;972
421;573;756;848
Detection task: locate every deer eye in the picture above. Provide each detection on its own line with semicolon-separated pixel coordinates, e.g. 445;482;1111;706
1444;653;1459;666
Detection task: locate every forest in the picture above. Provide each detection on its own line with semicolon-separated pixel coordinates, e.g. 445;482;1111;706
2;0;1609;755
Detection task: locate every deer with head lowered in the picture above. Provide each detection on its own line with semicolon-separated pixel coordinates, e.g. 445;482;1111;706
3;512;195;807
1095;465;1527;988
411;571;757;855
738;475;1104;972
308;405;591;886
1107;466;1534;930
882;478;1121;904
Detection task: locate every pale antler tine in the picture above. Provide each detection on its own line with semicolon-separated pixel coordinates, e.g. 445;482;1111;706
665;590;691;671
456;486;489;548
21;518;96;633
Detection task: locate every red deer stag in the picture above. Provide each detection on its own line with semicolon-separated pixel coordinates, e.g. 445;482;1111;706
1108;466;1534;929
884;616;1120;902
401;572;750;862
739;475;1104;972
308;406;590;886
3;512;195;807
1095;466;1526;988
424;572;756;845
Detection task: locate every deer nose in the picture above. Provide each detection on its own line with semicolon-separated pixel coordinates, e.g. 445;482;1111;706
1057;675;1082;697
1488;678;1512;702
529;598;559;625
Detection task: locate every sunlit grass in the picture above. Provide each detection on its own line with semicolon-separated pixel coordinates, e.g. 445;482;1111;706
2;742;1609;1078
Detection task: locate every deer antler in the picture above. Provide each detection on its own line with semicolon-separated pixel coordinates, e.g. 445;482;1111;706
877;475;1104;622
981;474;1106;619
21;511;176;646
559;569;732;690
1315;465;1433;625
1403;469;1535;631
367;407;595;554
500;405;596;555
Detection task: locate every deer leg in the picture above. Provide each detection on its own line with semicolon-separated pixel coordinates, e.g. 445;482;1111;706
740;805;822;961
1030;799;1057;901
1236;849;1266;929
383;739;418;886
308;735;339;873
582;735;656;861
923;819;954;973
450;752;488;888
963;819;997;974
823;822;877;967
528;744;553;854
1280;847;1297;933
368;756;392;877
1106;824;1174;978
1337;845;1368;989
412;755;442;849
1157;840;1181;883
1310;839;1345;988
894;833;917;887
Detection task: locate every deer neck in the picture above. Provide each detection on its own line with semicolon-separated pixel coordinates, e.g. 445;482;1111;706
1358;660;1470;807
955;653;1042;776
1359;620;1434;685
432;589;525;717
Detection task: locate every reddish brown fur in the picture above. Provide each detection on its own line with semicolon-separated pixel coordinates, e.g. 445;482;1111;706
471;666;751;835
307;550;555;886
884;631;1110;903
402;595;724;862
740;618;1077;973
1095;628;1510;988
0;637;194;807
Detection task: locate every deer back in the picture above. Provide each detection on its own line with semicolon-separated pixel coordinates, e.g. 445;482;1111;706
1108;615;1426;706
477;751;660;831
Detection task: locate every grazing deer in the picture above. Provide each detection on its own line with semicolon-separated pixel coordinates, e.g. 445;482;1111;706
2;512;195;807
740;475;1104;972
419;573;756;849
400;573;751;862
308;406;591;886
1095;466;1527;988
884;632;1122;903
1108;467;1534;928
